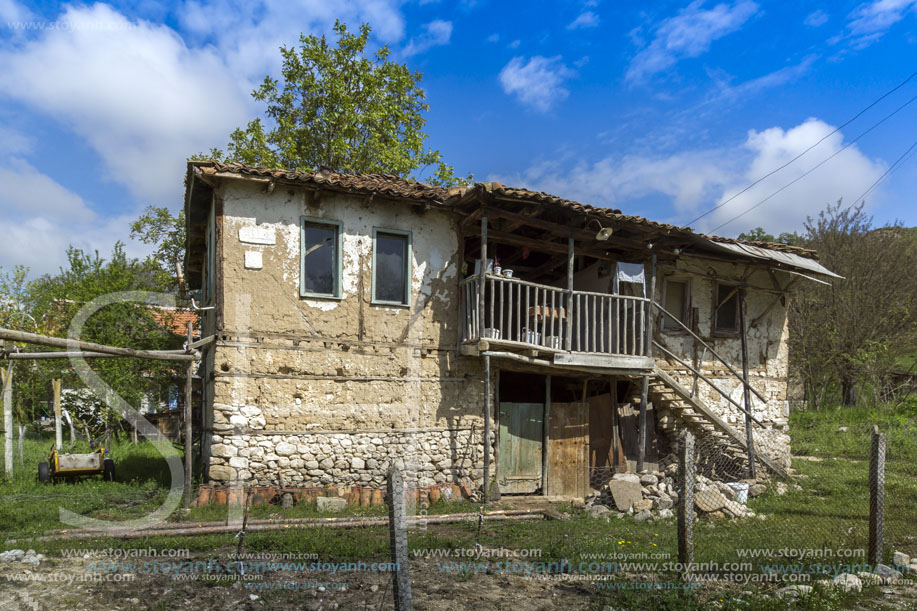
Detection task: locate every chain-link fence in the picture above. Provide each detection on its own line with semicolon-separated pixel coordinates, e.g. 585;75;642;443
672;425;916;590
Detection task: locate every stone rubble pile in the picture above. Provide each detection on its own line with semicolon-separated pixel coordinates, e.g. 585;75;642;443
0;549;45;565
585;463;768;522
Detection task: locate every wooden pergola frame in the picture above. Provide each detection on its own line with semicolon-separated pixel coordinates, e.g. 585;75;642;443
0;326;215;508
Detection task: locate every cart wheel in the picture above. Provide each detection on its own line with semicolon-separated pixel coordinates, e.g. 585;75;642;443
38;461;50;483
103;458;116;482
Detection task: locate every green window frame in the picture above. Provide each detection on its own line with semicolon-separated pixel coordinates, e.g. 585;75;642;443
300;216;343;299
371;228;412;307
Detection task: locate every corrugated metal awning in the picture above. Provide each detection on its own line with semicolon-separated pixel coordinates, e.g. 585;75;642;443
700;240;843;279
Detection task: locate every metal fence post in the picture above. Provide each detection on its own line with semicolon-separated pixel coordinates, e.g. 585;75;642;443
387;467;413;611
868;425;886;566
677;430;695;577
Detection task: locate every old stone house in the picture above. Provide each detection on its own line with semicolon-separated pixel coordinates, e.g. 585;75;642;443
183;161;839;499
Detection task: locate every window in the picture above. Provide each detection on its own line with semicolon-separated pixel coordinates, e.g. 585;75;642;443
372;228;412;306
661;278;689;331
300;217;342;298
713;282;740;333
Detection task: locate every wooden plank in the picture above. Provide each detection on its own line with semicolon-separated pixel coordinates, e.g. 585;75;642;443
499;402;544;494
547;401;588;497
553;352;654;371
588;393;615;474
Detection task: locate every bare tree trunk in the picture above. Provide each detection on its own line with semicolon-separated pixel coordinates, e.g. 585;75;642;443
841;375;857;407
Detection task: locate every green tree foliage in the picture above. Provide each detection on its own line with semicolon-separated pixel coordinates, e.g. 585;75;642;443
130;205;186;292
209;21;468;186
0;265;31;329
736;227;805;246
17;244;184;437
776;203;917;408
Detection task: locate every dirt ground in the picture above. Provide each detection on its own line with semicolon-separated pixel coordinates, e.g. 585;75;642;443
0;551;598;611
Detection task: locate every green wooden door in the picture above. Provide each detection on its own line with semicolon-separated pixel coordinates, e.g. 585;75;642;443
498;402;544;493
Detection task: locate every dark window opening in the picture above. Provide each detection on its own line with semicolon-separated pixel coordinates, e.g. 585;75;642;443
714;283;739;333
373;230;410;305
662;279;689;331
301;219;340;297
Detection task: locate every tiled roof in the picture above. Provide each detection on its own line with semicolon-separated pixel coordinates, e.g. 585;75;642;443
196;161;448;202
150;308;199;338
190;161;818;260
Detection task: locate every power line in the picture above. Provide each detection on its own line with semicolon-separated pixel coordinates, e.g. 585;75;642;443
686;70;917;227
848;138;917;208
708;93;917;234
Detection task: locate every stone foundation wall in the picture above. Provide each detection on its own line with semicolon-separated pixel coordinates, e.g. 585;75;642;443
208;428;486;488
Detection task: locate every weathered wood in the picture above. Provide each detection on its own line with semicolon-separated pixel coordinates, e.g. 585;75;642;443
649;303;768;405
183;327;194;508
653;368;787;478
479;216;487;341
53;379;62;452
737;290;756;479
483;354;491;503
645;254;656;357
677;430;695;575
499;402;544;494
547;401;587;497
542;375;551;496
5;350;192;360
2;366;12;478
868;425;886;566
0;328;197;361
566;237;574;351
637;375;649;472
387;468;413;611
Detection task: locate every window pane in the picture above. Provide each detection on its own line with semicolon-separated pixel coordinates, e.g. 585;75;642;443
303;224;336;295
715;284;738;331
376;233;407;303
663;281;686;329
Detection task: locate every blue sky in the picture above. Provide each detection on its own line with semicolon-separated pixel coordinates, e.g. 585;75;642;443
0;0;915;275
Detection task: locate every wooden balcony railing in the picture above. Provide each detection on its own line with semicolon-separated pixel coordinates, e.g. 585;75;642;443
460;274;649;357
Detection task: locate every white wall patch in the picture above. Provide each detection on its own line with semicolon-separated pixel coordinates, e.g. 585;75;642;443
239;226;276;245
244;251;263;270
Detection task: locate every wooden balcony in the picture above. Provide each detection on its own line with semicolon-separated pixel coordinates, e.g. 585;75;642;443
460;274;654;372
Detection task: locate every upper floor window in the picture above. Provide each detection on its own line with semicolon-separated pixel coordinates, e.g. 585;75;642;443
713;282;740;334
372;228;412;306
661;278;690;331
300;216;342;299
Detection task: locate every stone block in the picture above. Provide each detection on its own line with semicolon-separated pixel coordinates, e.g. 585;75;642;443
608;480;643;512
316;496;348;513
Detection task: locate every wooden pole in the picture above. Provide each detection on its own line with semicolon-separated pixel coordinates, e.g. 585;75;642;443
565;237;574;351
2;366;12;478
637;376;648;473
387;467;414;611
478;216;487;339
677;430;695;579
0;327;197;361
542;374;551;496
637;255;656;474
738;290;756;479
482;354;491;503
53;379;62;452
184;324;194;508
868;425;886;566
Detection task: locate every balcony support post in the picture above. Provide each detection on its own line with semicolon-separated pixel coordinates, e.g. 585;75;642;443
479;216;487;338
637;253;656;473
565;237;574;351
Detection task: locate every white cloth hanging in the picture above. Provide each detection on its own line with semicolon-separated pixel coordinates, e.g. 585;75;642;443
613;262;646;297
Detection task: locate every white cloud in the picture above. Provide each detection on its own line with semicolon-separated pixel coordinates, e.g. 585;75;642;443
402;19;452;56
494;119;886;235
0;158;94;222
705;119;886;233
508;39;521;48
179;0;406;79
568;11;600;30
0;0;32;23
0;160;149;275
708;55;817;101
804;9;829;27
626;0;759;83
842;0;916;48
499;56;574;112
487;33;499;43
0;4;253;202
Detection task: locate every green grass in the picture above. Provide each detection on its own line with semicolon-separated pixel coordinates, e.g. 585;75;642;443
3;405;916;609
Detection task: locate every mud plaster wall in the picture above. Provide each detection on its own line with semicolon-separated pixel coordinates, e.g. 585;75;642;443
205;182;487;487
654;256;792;468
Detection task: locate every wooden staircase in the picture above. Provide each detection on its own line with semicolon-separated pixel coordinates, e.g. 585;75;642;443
649;368;788;479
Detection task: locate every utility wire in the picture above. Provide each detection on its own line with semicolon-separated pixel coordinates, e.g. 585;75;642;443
848;138;917;208
686;70;917;227
708;93;917;233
